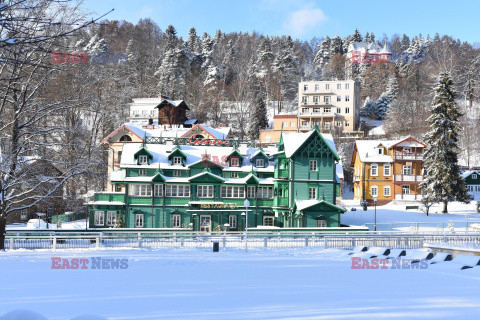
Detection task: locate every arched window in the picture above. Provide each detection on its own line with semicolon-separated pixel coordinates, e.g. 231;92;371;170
119;135;132;142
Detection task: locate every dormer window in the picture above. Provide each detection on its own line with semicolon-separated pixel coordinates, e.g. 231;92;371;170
473;173;478;179
139;155;148;165
377;148;384;155
256;158;265;167
173;157;182;165
231;157;239;167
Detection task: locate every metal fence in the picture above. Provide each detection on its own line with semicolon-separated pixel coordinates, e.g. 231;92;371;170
4;233;480;251
364;220;480;232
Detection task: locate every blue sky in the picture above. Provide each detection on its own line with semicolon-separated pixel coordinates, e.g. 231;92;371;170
83;0;479;44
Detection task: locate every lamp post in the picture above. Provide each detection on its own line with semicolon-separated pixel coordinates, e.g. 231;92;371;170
244;199;250;251
373;195;378;232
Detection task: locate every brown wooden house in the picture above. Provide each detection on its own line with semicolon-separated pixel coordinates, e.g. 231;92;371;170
156;99;189;125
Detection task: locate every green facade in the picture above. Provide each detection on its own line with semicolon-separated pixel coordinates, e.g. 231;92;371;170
88;129;345;231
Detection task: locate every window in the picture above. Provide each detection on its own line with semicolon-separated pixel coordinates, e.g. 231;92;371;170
221;186;245;198
345;83;350;89
345;107;350;114
135;214;144;228
263;216;274;226
129;184;152;196
336;121;342;127
303;84;308;91
324;107;331;113
324;96;331;104
310;160;318;171
139;155;148;165
139;169;147;176
302;121;308;126
336;108;341;114
229;215;238;228
173;170;181;177
20;209;28;220
119;135;132;142
197;185;214;198
106;211;117;226
325;84;330;90
384;164;391;176
256;158;265;167
337;83;341;89
345;95;350;102
302;96;308;103
468;185;474;192
290;122;295;127
371;185;378;197
384;185;391;197
402;165;412;175
154;184;163;197
337;96;341;102
309;187;317;199
345;121;350;127
473;173;478;179
257;186;274;199
377;148;384;155
371;164;378;176
231;157;239;167
313;96;319;104
172;214;181;227
231;172;239;178
247;186;256;198
314;84;319;91
165;185;190;197
402;185;410;194
317;220;327;227
313;107;320;113
173;157;182;165
94;211;104;226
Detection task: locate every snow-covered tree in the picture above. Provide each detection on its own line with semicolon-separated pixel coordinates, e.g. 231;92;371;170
313;36;331;71
420;73;470;213
248;95;268;139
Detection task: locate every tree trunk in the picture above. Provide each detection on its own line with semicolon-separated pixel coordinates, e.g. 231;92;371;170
443;200;448;214
0;216;6;251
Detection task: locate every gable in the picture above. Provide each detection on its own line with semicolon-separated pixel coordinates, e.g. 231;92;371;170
292;131;339;160
189;171;225;183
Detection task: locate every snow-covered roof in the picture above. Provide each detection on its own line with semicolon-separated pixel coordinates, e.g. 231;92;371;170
281;131;337;159
119;143;277;172
354;137;425;163
461;170;480;179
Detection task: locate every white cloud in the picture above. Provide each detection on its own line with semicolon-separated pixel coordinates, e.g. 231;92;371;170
283;3;327;37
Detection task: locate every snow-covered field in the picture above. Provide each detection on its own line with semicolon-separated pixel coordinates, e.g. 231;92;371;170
342;200;480;231
1;247;480;319
6;219;88;230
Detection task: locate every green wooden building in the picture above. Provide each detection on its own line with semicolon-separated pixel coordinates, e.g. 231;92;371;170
87;128;345;231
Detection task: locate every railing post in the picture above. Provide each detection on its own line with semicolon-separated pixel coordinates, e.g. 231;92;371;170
222;237;226;248
305;236;309;247
9;237;13;250
264;237;268;248
52;236;57;250
138;232;142;248
181;236;185;247
95;236;100;248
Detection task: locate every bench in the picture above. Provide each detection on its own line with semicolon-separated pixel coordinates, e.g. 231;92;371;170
405;205;419;210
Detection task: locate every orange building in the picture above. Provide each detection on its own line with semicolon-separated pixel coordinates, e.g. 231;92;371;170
351;137;426;205
259;114;298;144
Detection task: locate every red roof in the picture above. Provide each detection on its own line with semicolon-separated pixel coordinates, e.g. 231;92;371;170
274;114;297;119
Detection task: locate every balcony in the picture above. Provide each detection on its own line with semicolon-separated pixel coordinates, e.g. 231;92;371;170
275;169;289;179
394;152;424;161
94;192;125;203
299;110;336;116
395;175;423;182
395;194;423;201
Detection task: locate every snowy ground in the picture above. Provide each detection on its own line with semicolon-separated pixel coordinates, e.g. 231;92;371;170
2;247;480;319
342;200;480;231
6;219;88;230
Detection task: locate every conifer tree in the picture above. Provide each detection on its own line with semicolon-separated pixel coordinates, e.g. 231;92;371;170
248;95;268;140
420;73;469;213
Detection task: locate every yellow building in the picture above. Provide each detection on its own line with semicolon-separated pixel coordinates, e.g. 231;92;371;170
351;137;426;205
